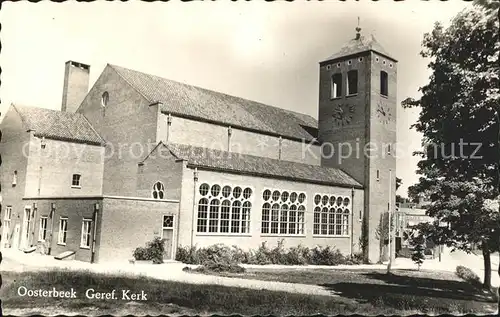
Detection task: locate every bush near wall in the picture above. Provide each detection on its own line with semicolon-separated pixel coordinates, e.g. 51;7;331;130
176;240;364;266
132;237;166;264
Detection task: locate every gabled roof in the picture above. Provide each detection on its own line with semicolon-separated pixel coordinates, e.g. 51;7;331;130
160;142;362;188
12;104;104;145
109;64;318;142
321;34;396;63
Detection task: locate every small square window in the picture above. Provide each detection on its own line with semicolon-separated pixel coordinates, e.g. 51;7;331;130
389;63;393;68
336;63;341;68
383;60;386;65
347;60;352;65
358;57;363;62
375;57;379;62
326;65;331;70
72;174;81;187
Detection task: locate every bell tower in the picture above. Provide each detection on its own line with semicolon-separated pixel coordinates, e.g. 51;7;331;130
318;24;397;263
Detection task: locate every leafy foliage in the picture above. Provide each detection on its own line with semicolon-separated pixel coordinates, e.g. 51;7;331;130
402;0;500;285
456;265;482;288
132;237;166;264
176;242;364;266
411;235;426;270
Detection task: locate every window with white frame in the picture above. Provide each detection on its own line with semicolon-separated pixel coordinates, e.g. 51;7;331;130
261;189;306;235
3;206;12;241
72;174;81;187
80;219;92;248
152;181;165;199
197;183;252;234
58;217;68;245
38;216;48;241
313;194;351;236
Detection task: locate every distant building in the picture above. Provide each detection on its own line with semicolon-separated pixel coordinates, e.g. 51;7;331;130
0;28;398;263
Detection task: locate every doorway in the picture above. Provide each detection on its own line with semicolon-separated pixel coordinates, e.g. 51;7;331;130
161;215;175;260
20;207;32;249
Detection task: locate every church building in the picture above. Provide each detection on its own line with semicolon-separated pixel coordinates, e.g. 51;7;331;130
0;29;397;264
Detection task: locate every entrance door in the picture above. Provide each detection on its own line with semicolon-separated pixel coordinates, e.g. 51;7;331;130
161;215;175;260
20;207;31;249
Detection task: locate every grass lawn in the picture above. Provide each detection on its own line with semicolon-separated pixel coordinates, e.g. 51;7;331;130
0;269;404;316
201;268;498;315
1;268;497;316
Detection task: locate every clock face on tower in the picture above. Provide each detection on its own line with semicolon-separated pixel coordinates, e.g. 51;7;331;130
377;102;393;125
333;103;355;128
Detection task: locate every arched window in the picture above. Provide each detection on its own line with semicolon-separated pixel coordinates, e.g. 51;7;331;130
152;181;165;199
261;189;306;235
197;198;209;232
313;193;352;236
209;199;220;233
196;183;253;234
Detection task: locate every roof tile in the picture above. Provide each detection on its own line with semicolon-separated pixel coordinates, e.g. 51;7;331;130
110;65;318;141
13;104;104;145
165;142;362;188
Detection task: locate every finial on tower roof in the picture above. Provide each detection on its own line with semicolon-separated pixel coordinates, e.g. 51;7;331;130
355;17;362;40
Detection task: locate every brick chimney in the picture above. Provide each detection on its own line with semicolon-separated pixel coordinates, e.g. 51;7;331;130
61;61;90;113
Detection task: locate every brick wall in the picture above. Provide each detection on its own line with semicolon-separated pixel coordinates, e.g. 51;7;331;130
78;65;160;197
0;106;32;249
177;167;364;256
317;52;397;263
97;197;179;263
22;198;101;262
136;144;184;200
159;114;321;166
25;137;104;197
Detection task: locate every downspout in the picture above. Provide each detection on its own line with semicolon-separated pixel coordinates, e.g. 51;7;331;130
48;203;56;255
350;188;354;256
166;113;172;142
190;168;199;248
90;202;99;264
30;203;37;247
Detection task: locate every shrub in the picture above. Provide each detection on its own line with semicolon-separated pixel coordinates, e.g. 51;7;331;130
310;246;346;265
455;265;481;287
176;245;200;264
283;245;310;265
176;242;356;267
132;237;166;264
251;242;272;265
133;247;149;261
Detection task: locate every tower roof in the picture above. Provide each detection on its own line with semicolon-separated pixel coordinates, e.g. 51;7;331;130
321;32;396;64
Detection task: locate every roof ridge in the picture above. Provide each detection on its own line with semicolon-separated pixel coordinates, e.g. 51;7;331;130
108;64;154;104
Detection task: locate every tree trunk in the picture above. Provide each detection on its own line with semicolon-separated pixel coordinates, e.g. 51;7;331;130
497;246;500;314
482;245;491;289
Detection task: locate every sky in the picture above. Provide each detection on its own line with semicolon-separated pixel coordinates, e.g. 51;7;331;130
0;1;472;196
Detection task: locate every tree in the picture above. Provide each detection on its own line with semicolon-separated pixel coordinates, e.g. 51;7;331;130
411;234;426;270
402;0;499;293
